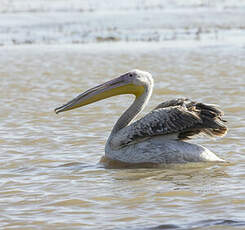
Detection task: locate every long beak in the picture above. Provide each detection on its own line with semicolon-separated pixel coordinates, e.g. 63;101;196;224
54;75;144;114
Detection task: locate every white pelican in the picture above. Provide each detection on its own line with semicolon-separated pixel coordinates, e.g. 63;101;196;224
55;69;227;166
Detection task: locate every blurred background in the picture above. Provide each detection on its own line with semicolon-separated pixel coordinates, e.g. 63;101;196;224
1;1;245;230
1;0;245;45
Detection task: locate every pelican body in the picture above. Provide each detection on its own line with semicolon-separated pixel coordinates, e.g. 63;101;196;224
55;70;227;166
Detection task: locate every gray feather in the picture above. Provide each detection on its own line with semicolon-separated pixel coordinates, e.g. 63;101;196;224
110;98;227;148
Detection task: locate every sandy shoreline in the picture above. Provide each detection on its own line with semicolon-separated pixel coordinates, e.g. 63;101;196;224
0;0;245;46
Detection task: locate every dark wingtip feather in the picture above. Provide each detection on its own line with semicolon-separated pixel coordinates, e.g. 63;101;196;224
196;102;228;138
179;100;228;139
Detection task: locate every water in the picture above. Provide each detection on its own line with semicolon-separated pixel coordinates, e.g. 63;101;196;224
1;1;245;229
1;42;245;229
1;0;245;45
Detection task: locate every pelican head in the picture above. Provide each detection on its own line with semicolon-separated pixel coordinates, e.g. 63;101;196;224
55;69;153;114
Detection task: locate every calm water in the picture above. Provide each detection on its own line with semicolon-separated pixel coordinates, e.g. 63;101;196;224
0;42;245;229
1;0;245;45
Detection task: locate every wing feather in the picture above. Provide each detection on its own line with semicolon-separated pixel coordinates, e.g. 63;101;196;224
110;98;227;149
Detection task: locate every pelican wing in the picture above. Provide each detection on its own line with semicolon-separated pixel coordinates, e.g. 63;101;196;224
110;99;227;148
154;98;193;110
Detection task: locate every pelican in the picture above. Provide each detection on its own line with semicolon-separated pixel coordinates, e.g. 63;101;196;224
55;69;227;166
